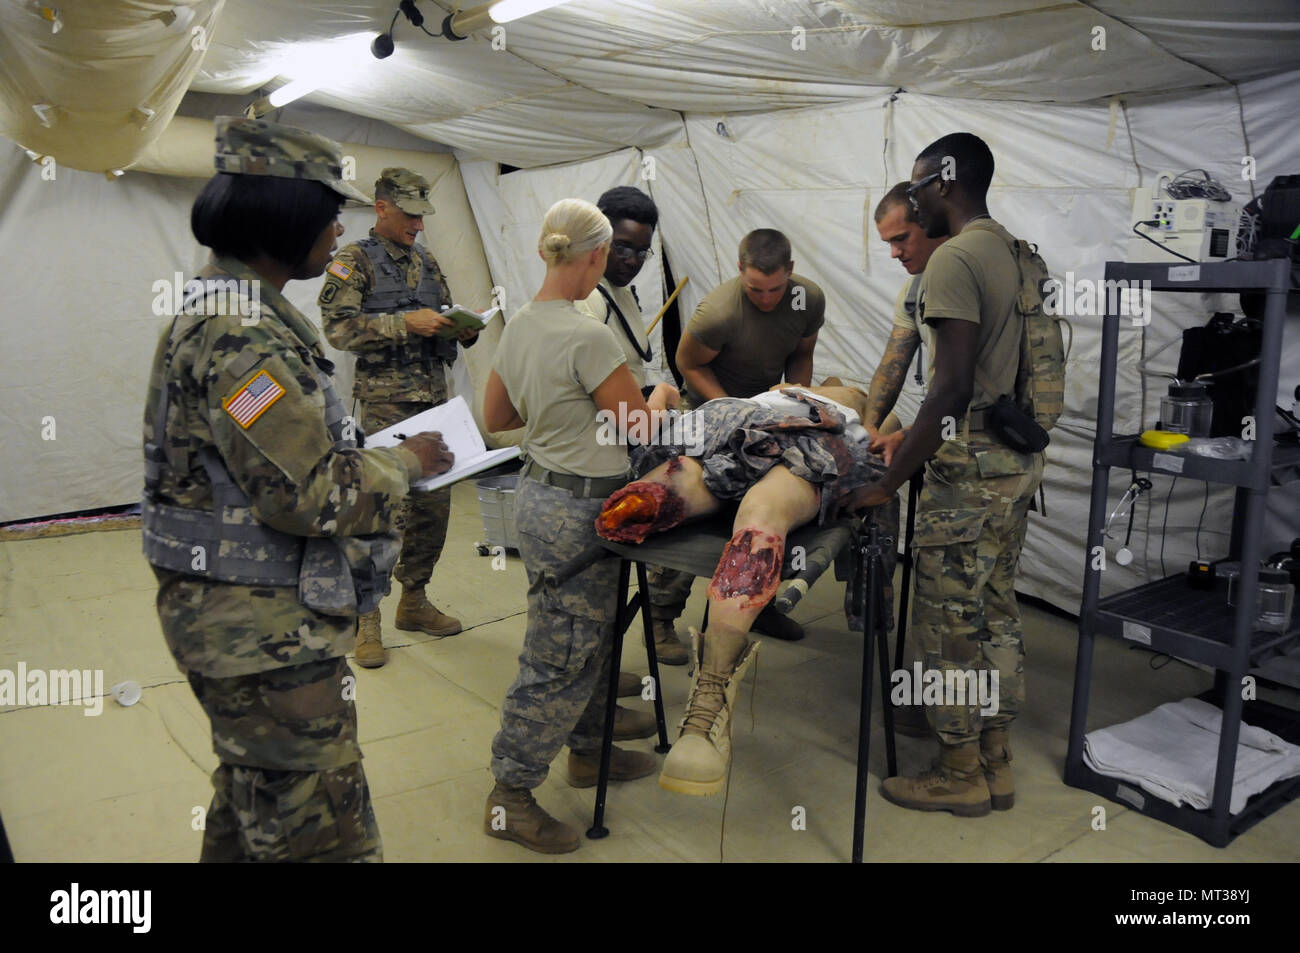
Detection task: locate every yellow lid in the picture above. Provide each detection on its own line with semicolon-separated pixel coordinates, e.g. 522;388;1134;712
1139;429;1190;450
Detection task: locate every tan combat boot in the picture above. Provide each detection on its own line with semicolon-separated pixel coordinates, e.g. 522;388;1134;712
659;627;758;796
652;619;689;666
880;742;991;817
354;610;386;669
395;587;462;637
980;727;1014;811
484;781;579;854
566;746;659;788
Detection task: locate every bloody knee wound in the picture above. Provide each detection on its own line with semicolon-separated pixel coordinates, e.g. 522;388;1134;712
708;529;783;608
595;481;687;543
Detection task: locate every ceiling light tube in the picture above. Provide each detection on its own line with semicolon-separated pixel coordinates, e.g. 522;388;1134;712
442;0;575;40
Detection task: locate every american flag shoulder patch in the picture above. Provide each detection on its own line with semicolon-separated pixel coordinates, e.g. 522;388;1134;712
223;369;286;429
327;259;353;281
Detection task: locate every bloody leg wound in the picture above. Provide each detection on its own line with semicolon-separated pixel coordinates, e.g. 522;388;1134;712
595;481;688;543
707;529;784;609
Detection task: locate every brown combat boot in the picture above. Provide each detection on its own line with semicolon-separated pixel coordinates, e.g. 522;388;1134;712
614;705;656;740
659;627;758;796
880;742;991;817
354;610;387;669
652;619;689;666
484;782;579;854
395;587;462;637
618;671;644;697
566;746;659;788
981;727;1015;811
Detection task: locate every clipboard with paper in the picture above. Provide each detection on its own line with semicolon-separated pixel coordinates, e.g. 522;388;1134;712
366;395;518;490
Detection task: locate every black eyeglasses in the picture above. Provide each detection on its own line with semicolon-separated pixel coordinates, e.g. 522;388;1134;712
611;241;653;262
906;172;941;208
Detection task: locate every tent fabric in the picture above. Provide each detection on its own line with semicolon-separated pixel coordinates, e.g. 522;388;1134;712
0;1;225;173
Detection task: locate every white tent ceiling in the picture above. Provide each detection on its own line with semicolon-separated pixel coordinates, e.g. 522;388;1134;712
3;1;1299;172
191;0;1300;168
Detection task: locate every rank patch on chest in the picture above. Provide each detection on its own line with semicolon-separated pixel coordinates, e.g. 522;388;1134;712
224;370;285;429
327;259;354;281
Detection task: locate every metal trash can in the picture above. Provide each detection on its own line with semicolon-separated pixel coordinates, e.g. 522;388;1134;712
475;474;520;555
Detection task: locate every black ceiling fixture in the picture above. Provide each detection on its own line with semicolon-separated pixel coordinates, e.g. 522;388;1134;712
371;0;439;59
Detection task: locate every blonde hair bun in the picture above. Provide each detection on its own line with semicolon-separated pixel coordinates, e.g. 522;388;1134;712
538;198;613;265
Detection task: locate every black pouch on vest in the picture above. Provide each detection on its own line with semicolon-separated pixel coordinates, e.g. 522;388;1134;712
987;395;1050;453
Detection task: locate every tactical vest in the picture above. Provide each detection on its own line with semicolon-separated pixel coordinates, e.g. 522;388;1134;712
913;236;1069;436
142;279;400;616
357;237;457;366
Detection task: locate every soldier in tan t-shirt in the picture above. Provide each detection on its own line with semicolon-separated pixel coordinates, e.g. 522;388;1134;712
482;198;679;856
574;186;658;391
656;230;825;644
840;132;1046;820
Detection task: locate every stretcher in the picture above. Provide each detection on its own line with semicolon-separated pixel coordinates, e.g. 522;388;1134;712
584;471;923;862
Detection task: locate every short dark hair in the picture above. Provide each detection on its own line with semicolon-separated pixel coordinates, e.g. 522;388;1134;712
738;228;792;273
916;133;995;200
597;186;658;229
191;173;342;266
873;182;920;224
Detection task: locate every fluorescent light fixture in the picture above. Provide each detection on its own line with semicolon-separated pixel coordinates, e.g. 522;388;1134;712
489;0;576;23
267;78;319;108
443;0;577;39
246;34;374;118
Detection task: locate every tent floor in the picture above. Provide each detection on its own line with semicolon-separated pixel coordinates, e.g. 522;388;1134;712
2;481;1298;863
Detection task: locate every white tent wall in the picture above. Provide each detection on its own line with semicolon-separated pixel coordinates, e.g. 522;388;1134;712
459;148;671;385
457;73;1299;615
0;97;496;524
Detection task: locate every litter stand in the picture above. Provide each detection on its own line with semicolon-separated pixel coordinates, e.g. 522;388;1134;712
589;515;898;861
851;522;897;863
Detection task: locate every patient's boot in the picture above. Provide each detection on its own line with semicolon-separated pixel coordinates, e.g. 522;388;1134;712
659;626;758;796
980;726;1014;811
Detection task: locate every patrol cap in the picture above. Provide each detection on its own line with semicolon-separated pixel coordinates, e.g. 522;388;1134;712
376;167;435;216
213;116;372;206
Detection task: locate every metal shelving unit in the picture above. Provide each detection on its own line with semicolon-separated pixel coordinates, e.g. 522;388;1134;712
1064;257;1300;847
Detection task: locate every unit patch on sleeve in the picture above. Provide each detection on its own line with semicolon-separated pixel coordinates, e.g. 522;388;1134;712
327;259;354;281
223;369;286;429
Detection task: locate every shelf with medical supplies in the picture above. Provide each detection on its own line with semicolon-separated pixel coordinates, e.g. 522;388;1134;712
1096;436;1300;489
1065;254;1300;848
1088;573;1300;671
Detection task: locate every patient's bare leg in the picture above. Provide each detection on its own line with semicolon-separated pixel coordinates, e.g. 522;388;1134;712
595;456;721;543
702;466;821;670
659;465;822;796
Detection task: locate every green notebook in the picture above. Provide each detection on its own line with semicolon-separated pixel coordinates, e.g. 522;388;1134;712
437;305;499;339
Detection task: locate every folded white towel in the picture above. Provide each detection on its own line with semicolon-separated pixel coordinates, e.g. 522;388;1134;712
1084;697;1300;814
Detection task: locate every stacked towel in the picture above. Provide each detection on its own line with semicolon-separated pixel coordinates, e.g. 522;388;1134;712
1084;698;1300;814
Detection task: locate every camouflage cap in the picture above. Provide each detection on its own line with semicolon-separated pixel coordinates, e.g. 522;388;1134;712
376;167;435;216
213;116;372;206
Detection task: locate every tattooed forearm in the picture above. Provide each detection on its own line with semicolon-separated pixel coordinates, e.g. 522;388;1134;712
865;328;920;429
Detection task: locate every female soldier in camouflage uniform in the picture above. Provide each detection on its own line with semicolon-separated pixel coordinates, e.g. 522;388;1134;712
482;199;679;854
142;118;452;861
